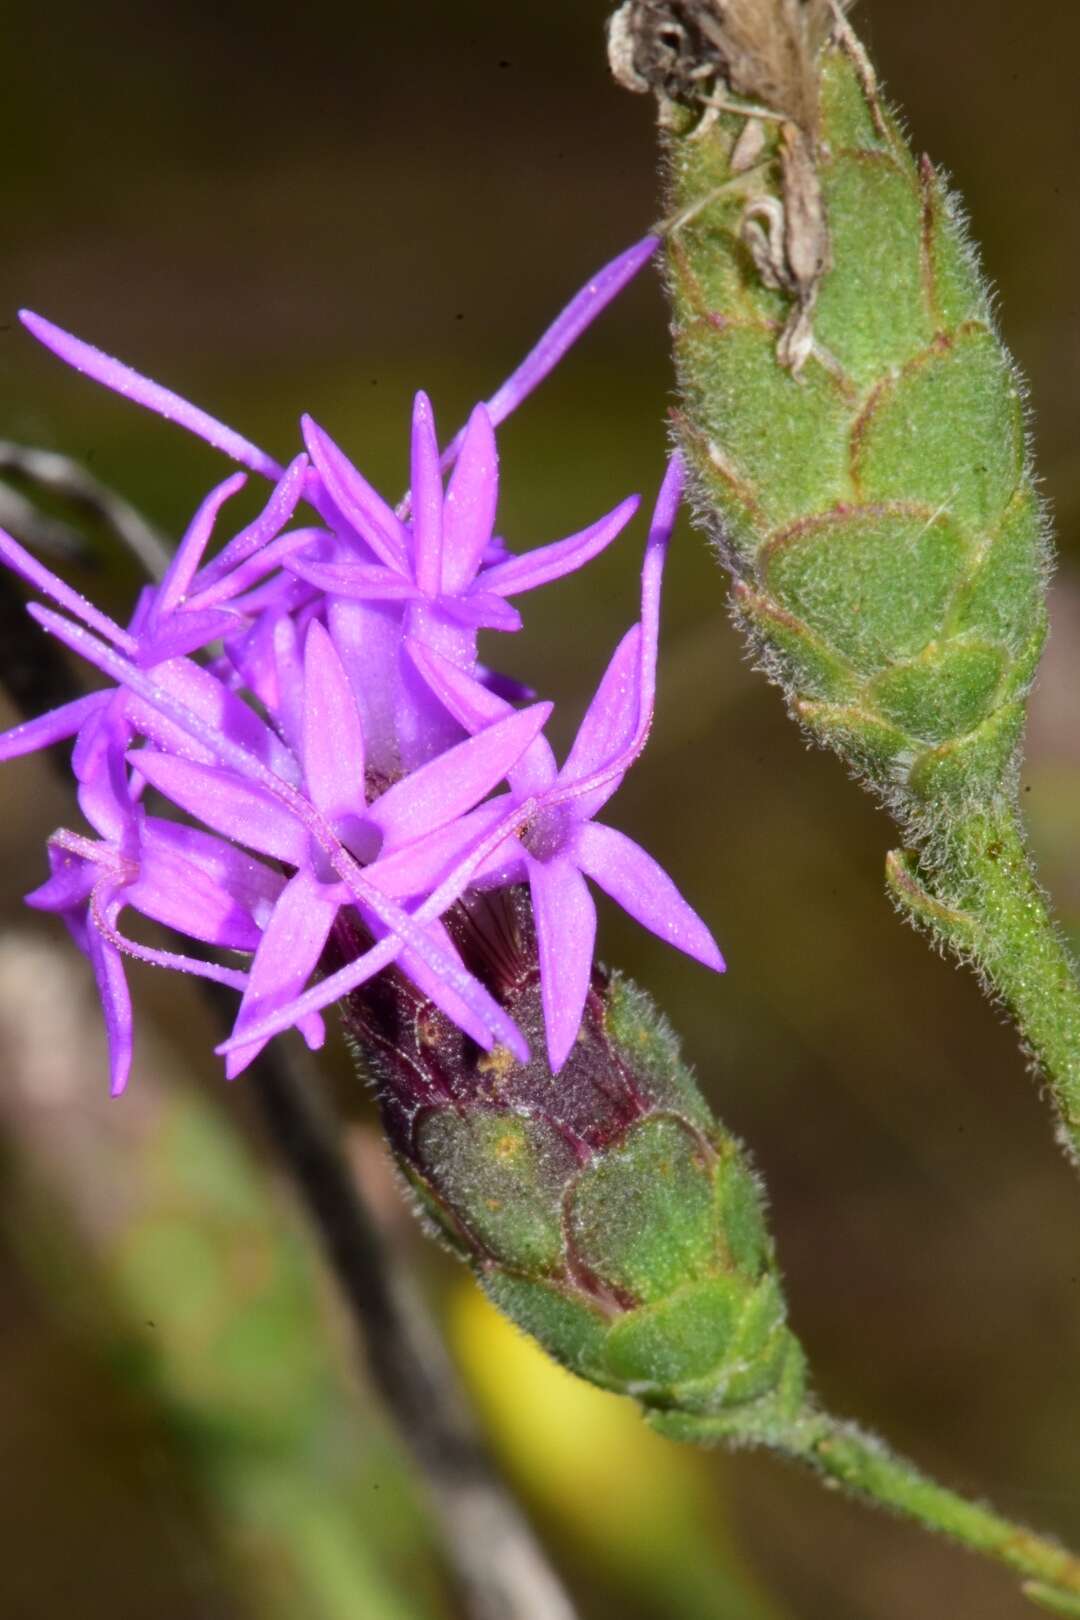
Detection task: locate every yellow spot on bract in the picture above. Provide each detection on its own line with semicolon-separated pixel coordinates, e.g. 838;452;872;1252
493;1132;520;1161
485;1198;503;1212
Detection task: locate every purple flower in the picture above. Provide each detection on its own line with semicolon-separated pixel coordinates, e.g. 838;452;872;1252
1;232;729;1093
406;456;724;1070
211;457;724;1074
290;395;639;773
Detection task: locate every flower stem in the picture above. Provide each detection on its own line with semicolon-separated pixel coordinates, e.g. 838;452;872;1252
655;1404;1080;1612
888;801;1080;1166
791;1412;1080;1604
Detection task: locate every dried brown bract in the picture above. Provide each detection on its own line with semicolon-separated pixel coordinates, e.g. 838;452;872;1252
608;0;855;372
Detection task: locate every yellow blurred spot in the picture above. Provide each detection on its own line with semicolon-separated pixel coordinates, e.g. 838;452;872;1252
448;1282;702;1535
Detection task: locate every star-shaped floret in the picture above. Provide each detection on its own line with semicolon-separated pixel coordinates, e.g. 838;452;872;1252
405;456;724;1071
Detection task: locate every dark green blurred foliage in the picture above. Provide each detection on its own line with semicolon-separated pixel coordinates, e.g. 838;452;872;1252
2;4;1080;1618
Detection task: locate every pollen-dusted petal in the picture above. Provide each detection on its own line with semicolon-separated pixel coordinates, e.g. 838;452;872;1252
156;472;247;615
301;619;367;829
410;391;444;597
480;493;640;599
0;691;107;762
396;925;500;1050
531;855;597;1074
442;403;499;591
224;866;341;1077
574;820;725;972
366;702;552;846
132;750;309;866
302;415;410;574
190;454;310;595
19;311;284;480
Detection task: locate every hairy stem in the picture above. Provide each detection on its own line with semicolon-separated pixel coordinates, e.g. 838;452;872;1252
791;1413;1080;1604
888;805;1080;1165
653;1403;1080;1613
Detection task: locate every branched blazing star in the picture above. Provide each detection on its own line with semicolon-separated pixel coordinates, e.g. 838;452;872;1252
1;261;720;1095
8;11;1080;1610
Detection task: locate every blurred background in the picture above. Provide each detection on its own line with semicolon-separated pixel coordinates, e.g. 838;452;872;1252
1;3;1078;1617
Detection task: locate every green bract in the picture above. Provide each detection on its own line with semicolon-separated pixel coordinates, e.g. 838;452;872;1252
665;45;1048;829
655;23;1080;1166
350;950;806;1441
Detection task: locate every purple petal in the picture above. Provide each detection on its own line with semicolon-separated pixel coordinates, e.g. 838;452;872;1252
126;818;285;950
639;453;682;726
439;235;661;466
26;851;98;915
217;793;537;1064
367;702;551;847
132;751;309;866
573;821;724;972
480;494;639;599
478;665;536;703
139;656;299;782
0;526;136;652
141;816;285;923
136;607;243;666
19;311;283;480
156;472;247;615
405;639;511;730
410;392;444;597
530;856;597;1074
272;613;306;752
190;454;310;595
405;641;559;796
438;592;522;633
301;416;410;574
395;924;499;1050
442;404;499;592
0;691;107;762
191;523;323;609
301;619;366;829
364;799;511;899
86;922;133;1097
285;555;421;601
224;866;340;1077
558;626;641;812
326;598;404;774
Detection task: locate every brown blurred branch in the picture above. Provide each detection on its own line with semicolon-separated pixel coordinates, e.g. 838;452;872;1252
0;440;173;579
0;461;579;1620
241;1031;579;1620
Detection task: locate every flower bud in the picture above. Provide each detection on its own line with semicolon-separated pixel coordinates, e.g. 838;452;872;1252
659;33;1049;827
340;890;806;1436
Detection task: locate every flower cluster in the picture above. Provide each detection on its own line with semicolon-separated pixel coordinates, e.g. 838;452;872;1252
1;239;723;1093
